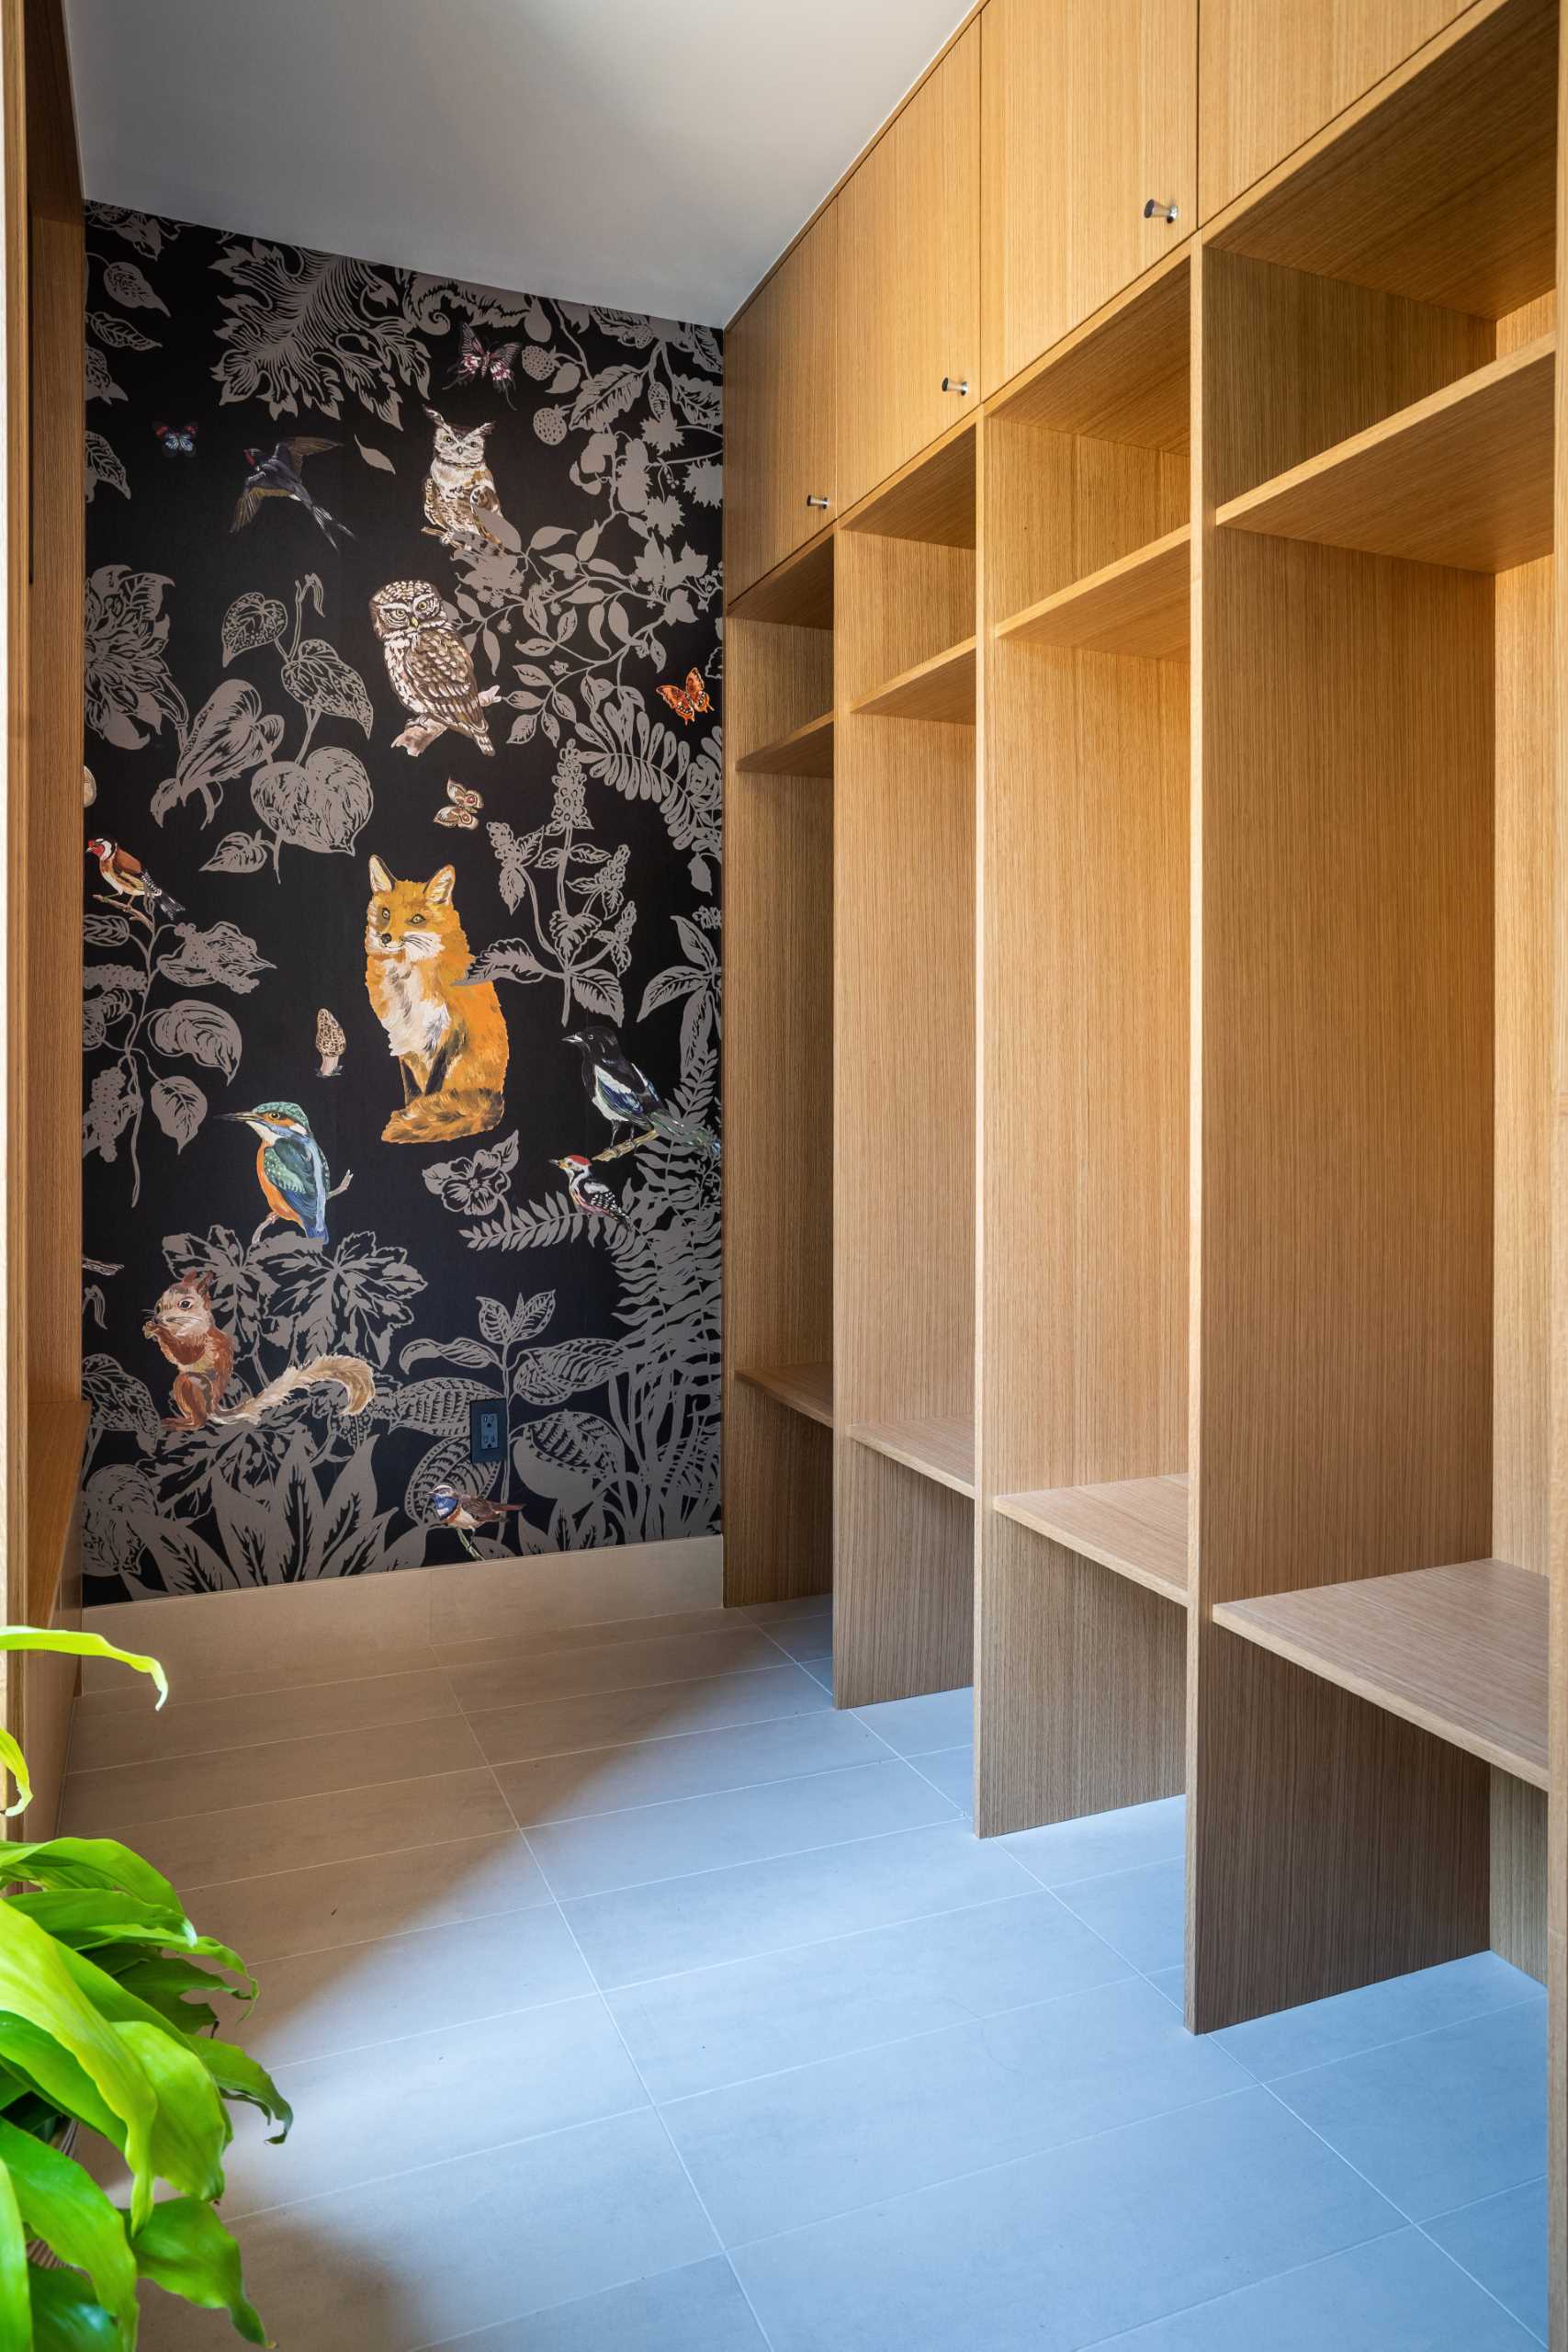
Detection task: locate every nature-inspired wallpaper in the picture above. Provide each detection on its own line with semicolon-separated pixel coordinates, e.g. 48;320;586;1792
80;206;724;1603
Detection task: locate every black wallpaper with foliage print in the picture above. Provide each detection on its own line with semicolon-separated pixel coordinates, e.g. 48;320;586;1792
81;207;723;1603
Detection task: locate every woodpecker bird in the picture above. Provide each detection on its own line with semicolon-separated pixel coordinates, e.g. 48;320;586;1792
551;1154;622;1218
220;1102;350;1246
86;836;184;921
231;437;354;547
563;1026;720;1160
429;1483;529;1559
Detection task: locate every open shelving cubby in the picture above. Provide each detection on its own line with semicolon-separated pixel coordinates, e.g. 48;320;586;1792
834;417;978;1709
975;253;1192;1837
722;530;837;1607
1190;0;1559;2035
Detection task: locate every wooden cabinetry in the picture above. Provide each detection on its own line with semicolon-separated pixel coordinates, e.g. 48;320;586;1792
725;207;837;599
981;0;1196;395
1200;0;1466;220
835;23;980;514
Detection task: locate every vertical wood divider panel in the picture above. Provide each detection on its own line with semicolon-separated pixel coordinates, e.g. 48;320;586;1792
1188;243;1495;2030
1549;17;1568;2332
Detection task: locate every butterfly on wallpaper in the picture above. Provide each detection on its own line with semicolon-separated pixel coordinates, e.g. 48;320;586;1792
434;778;484;831
154;422;197;455
446;322;522;401
658;668;713;725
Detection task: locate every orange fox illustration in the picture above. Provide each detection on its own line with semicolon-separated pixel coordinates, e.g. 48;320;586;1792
365;856;508;1144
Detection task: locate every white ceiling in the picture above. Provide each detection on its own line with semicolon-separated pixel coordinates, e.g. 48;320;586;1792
63;0;973;327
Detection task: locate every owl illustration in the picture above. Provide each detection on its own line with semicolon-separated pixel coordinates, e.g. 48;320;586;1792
369;578;497;756
423;406;513;551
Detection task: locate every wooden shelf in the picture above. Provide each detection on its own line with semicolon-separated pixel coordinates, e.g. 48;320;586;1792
1207;0;1558;321
1215;1559;1549;1790
990;253;1190;453
738;1362;834;1430
1217;337;1555;576
736;712;835;778
996;527;1190;660
849;1413;976;1499
845;418;976;549
851;637;976;724
728;529;835;630
994;1475;1190;1608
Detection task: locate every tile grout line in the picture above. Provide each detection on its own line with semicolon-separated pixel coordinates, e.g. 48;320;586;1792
502;1747;955;1838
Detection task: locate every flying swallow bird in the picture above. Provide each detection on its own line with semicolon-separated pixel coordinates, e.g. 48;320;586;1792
231;437;354;546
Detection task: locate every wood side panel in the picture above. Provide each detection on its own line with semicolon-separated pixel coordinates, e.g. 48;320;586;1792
834;1442;974;1708
1548;15;1568;2334
721;614;835;1605
836;24;980;514
981;0;1195;395
1493;1772;1548;1982
1199;0;1467;222
725;208;837;599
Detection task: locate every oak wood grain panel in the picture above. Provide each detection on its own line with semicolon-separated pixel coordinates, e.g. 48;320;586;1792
1216;1559;1548;1786
1218;336;1555;575
1200;0;1467;221
1549;20;1568;2329
844;417;976;548
722;613;835;1606
993;1476;1190;1606
728;529;836;630
976;1516;1186;1834
995;526;1190;660
851;638;976;724
738;1362;834;1430
1205;0;1558;320
836;22;980;513
849;1414;976;1498
735;710;834;779
837;536;976;707
988;250;1190;450
1492;1770;1548;1981
983;417;1186;627
981;0;1195;394
725;204;837;597
833;1442;974;1709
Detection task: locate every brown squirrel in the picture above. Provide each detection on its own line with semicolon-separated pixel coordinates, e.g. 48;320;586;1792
144;1272;375;1434
365;856;508;1144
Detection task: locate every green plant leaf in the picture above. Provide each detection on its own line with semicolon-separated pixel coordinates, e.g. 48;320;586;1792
197;2041;291;2142
131;2199;266;2346
52;1948;288;2144
0;1909;155;2229
29;2264;123;2349
0;2118;136;2340
113;2025;227;2204
5;1841;182;1914
0;1726;33;1816
0;2157;31;2350
104;1965;218;2038
8;1893;192;1946
96;1945;253;2003
0;1631;165;1710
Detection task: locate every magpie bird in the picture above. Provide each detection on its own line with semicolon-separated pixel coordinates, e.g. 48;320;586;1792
563;1025;720;1160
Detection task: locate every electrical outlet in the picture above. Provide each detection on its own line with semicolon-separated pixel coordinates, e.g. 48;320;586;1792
469;1400;504;1464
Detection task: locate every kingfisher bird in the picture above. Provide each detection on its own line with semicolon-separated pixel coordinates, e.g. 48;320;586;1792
221;1102;351;1246
429;1483;529;1560
563;1026;720;1160
550;1153;622;1218
231;437;354;547
86;836;184;921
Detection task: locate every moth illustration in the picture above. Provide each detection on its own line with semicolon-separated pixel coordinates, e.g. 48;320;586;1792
154;422;197;455
446;322;522;401
659;668;713;725
316;1006;346;1079
434;778;483;831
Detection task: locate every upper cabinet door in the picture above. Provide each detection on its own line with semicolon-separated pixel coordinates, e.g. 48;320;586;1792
836;24;980;514
1200;0;1467;221
726;204;838;600
981;0;1195;397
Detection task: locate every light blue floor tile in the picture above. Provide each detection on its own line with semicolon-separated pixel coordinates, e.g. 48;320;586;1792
1425;2177;1549;2343
1055;1857;1186;1973
667;1974;1252;2245
765;1618;840;1662
743;1596;832;1625
527;1758;957;1900
423;2256;768;2349
607;1888;1132;2103
466;1664;835;1768
495;1709;889;1824
1002;1793;1185;1885
732;2087;1400;2352
800;1656;835;1696
1093;2227;1542;2349
1273;1997;1548;2221
562;1819;1035;1988
907;1745;974;1817
1148;1964;1186;2013
853;1687;974;1756
1214;1952;1542;2084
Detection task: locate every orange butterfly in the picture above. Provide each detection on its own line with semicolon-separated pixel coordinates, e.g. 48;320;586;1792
658;668;712;725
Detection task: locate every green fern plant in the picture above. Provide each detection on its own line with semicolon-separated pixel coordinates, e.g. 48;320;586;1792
0;1626;289;2346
